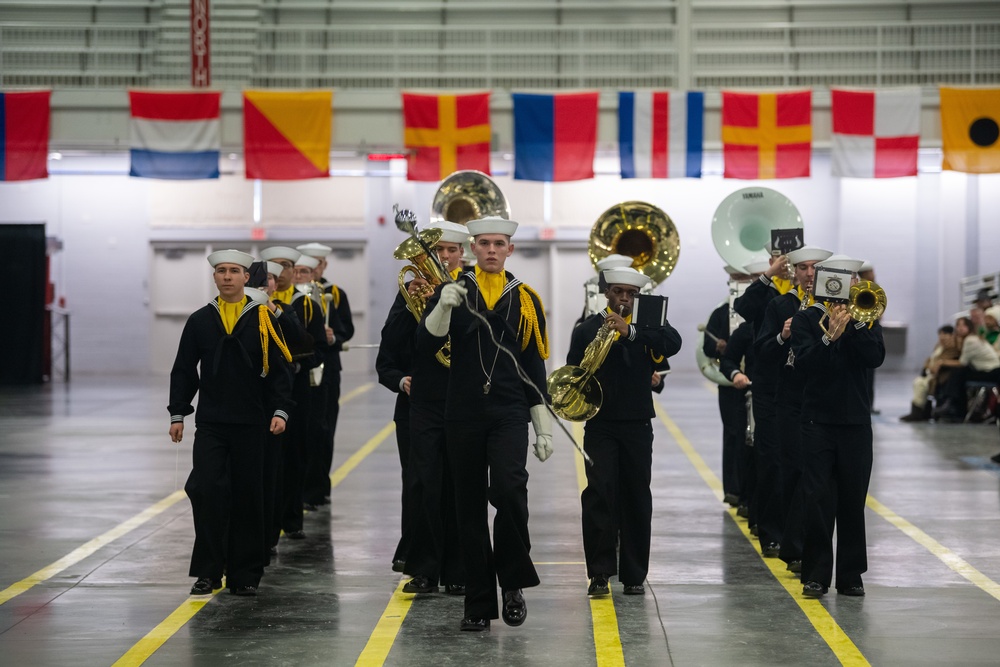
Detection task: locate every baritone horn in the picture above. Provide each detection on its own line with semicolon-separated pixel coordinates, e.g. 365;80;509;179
393;227;451;366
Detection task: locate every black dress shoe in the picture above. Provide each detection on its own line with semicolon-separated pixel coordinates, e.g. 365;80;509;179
802;581;828;598
723;493;740;507
587;575;610;596
231;585;257;596
761;542;781;558
990;452;1000;465
736;504;749;518
460;617;490;631
623;583;645;595
787;560;802;574
190;577;221;595
749;524;758;536
501;589;526;626
302;503;318;512
837;585;865;596
284;529;306;540
445;584;466;595
391;559;406;573
402;576;438;594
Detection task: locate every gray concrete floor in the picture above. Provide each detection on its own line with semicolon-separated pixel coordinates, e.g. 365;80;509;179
2;370;1000;666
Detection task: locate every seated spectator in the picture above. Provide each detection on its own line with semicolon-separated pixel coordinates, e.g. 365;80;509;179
932;316;1000;422
971;288;994;337
899;324;960;422
983;306;1000;350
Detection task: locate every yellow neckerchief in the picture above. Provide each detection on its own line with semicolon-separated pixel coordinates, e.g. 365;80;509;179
217;296;247;334
796;285;815;307
258;305;292;377
518;284;549;360
475;265;507;310
272;285;295;305
772;276;794;295
449;267;462;280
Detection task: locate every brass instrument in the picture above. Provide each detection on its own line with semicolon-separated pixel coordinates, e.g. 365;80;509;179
430;170;510;226
393;227;452;366
819;280;888;335
711;187;803;273
547;309;622;422
589;201;679;289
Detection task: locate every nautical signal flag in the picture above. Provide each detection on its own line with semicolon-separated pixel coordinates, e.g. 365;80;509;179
0;90;50;182
243;90;332;180
402;91;492;182
940;87;1000;174
618;90;704;179
830;88;920;178
512;91;598;182
721;90;812;179
129;91;221;179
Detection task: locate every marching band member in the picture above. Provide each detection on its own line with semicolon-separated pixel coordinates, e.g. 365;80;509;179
790;255;885;598
576;253;635;325
752;246;831;560
571;267;682;597
297;243;355;508
377;220;468;594
733;253;791;326
168;250;293;596
416;217;551;632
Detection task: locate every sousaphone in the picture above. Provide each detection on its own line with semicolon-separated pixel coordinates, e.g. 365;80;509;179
589;201;679;288
430;170;510;226
710;187;803;272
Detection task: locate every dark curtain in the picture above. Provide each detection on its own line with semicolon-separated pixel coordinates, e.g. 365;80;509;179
1;224;46;385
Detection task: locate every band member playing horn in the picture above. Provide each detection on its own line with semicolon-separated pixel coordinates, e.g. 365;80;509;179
790;255;885;598
577;253;637;325
376;220;468;592
417;216;551;632
569;266;681;597
752;246;832;561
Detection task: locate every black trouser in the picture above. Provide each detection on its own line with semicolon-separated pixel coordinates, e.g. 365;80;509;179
303;381;330;504
405;401;464;585
718;386;747;498
262;431;282;559
446;417;539;621
752;390;784;547
185;422;266;588
305;368;341;502
777;394;804;563
278;371;310;533
800;422;873;590
392;414;415;565
581;420;654;585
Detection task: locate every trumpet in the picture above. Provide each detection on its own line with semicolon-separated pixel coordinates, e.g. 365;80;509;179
393;227;451;367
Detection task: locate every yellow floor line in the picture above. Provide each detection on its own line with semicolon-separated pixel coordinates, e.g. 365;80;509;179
0;490;187;606
110;384;382;667
354;580;416;667
866;495;1000;602
573;422;626;667
654;401;871;667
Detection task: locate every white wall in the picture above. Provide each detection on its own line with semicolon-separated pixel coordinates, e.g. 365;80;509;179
2;151;998;377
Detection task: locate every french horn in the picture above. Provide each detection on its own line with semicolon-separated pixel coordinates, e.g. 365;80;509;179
588;201;679;288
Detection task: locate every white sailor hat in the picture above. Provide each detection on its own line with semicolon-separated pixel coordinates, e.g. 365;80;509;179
596;254;635;271
742;258;771;275
425;220;471;244
816;254;864;273
466;217;518;237
786;246;832;266
859;260;874;272
208;249;254;269
602;266;651;289
245;287;269;305
295;254;320;269
260;246;301;263
265;261;284;277
296;243;332;258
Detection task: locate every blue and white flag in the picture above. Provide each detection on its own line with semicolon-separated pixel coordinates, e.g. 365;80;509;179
618;90;704;179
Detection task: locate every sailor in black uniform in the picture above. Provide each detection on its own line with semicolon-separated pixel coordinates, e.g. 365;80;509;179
168;249;293;596
790;255;885;598
416;216;551;632
571;266;682;597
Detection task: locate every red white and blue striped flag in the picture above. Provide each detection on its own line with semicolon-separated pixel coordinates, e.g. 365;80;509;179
618;90;704;178
129;91;221;179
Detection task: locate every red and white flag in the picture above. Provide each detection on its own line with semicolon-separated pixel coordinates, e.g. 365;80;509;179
831;88;920;178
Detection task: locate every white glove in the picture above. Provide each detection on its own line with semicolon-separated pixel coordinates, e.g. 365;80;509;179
425;282;467;337
529;404;553;462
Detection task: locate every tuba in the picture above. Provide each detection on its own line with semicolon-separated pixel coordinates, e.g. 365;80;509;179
430;170;510;226
589;201;679;288
393;227;451;366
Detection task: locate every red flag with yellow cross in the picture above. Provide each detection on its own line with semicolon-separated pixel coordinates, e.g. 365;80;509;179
722;90;812;179
403;91;492;181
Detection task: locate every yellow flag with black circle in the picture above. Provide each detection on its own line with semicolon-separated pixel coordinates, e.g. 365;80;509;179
940;87;1000;174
